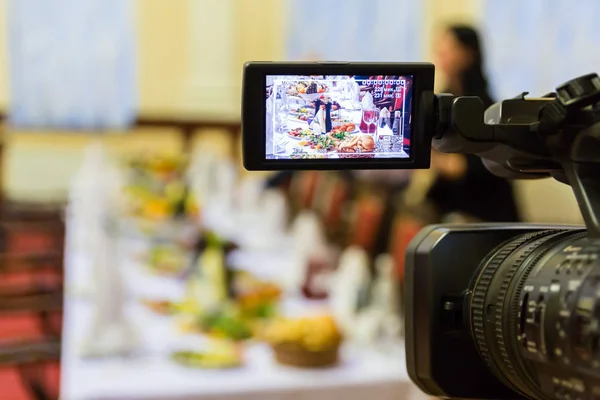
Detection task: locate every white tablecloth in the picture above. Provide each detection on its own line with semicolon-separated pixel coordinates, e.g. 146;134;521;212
60;224;429;400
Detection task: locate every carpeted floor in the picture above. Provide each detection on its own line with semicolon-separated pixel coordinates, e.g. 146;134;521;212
0;315;60;400
0;229;62;400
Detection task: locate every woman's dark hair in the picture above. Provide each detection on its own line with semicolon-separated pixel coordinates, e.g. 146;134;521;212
447;24;493;107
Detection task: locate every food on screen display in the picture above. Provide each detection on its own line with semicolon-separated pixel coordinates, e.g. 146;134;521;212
338;134;375;153
328;131;352;141
289;107;313;116
292;81;327;95
288;107;315;123
287;127;312;139
330;122;356;134
290;151;327;159
298;135;337;151
266;75;412;161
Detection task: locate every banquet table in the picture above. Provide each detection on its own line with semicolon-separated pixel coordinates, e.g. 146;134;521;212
60;220;429;400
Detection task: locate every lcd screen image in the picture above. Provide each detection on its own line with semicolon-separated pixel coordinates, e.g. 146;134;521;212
265;75;413;160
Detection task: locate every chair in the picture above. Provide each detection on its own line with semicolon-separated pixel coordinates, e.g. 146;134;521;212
288;171;322;215
346;191;386;255
0;204;65;400
311;173;352;245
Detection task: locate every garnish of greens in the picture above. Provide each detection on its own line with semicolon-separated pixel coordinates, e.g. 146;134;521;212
199;312;253;341
309;135;336;151
331;131;350;141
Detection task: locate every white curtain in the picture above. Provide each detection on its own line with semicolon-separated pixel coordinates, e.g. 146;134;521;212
8;0;137;130
482;0;600;100
286;0;423;61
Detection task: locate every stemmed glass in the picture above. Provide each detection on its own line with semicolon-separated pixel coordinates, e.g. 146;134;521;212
362;108;379;134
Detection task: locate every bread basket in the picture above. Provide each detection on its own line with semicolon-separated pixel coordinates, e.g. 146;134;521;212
272;342;340;368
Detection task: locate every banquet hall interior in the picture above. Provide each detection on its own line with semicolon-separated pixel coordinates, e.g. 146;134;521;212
0;0;596;399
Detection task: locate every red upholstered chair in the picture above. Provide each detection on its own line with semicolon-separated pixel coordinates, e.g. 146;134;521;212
289;171;322;211
347;193;385;254
389;215;424;283
311;174;351;243
0;203;65;400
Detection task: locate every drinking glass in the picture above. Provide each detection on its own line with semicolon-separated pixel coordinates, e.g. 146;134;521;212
362;108;379;134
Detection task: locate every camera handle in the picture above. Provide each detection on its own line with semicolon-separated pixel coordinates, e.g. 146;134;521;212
432;73;600;239
540;74;600;239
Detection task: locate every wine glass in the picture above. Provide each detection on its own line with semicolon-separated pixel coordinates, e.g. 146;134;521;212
363;109;375;129
362;108;379;134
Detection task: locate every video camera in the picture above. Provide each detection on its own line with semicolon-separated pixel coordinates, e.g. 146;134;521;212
242;62;600;400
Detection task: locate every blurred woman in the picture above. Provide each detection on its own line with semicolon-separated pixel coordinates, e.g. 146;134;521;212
427;25;520;222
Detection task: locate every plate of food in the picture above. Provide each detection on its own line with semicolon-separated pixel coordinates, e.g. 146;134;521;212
287;127;313;139
327;130;353;143
171;341;243;369
289;150;327;159
336;134;376;158
297;134;337;152
330;122;357;134
289;114;312;123
293;82;327;95
145;245;189;275
288;106;313;116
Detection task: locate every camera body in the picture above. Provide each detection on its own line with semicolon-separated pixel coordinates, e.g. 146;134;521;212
241;62;600;400
405;224;599;400
404;224;542;400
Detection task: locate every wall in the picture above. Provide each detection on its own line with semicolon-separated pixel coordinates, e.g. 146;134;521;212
0;0;234;200
423;0;582;224
0;0;585;224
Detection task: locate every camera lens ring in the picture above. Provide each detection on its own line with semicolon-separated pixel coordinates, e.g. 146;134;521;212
506;230;587;369
470;230;563;398
499;231;586;400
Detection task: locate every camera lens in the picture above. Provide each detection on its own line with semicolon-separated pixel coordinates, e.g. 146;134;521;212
468;228;598;400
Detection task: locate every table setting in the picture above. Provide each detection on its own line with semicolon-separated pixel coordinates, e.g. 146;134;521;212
60;143;430;400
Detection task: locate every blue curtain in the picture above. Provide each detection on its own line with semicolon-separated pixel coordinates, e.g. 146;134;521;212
286;0;423;62
482;0;600;100
8;0;137;130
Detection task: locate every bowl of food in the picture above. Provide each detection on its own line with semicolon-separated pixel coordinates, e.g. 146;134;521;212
263;315;343;368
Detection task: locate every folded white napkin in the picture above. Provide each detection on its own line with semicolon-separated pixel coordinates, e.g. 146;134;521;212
237;176;264;215
283;211;328;292
329;246;371;336
81;219;139;358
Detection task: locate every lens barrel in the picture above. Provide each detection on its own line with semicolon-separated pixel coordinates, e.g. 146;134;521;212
469;229;599;400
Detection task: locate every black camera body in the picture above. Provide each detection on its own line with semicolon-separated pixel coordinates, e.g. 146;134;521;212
241;63;600;400
402;72;600;400
405;224;597;400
